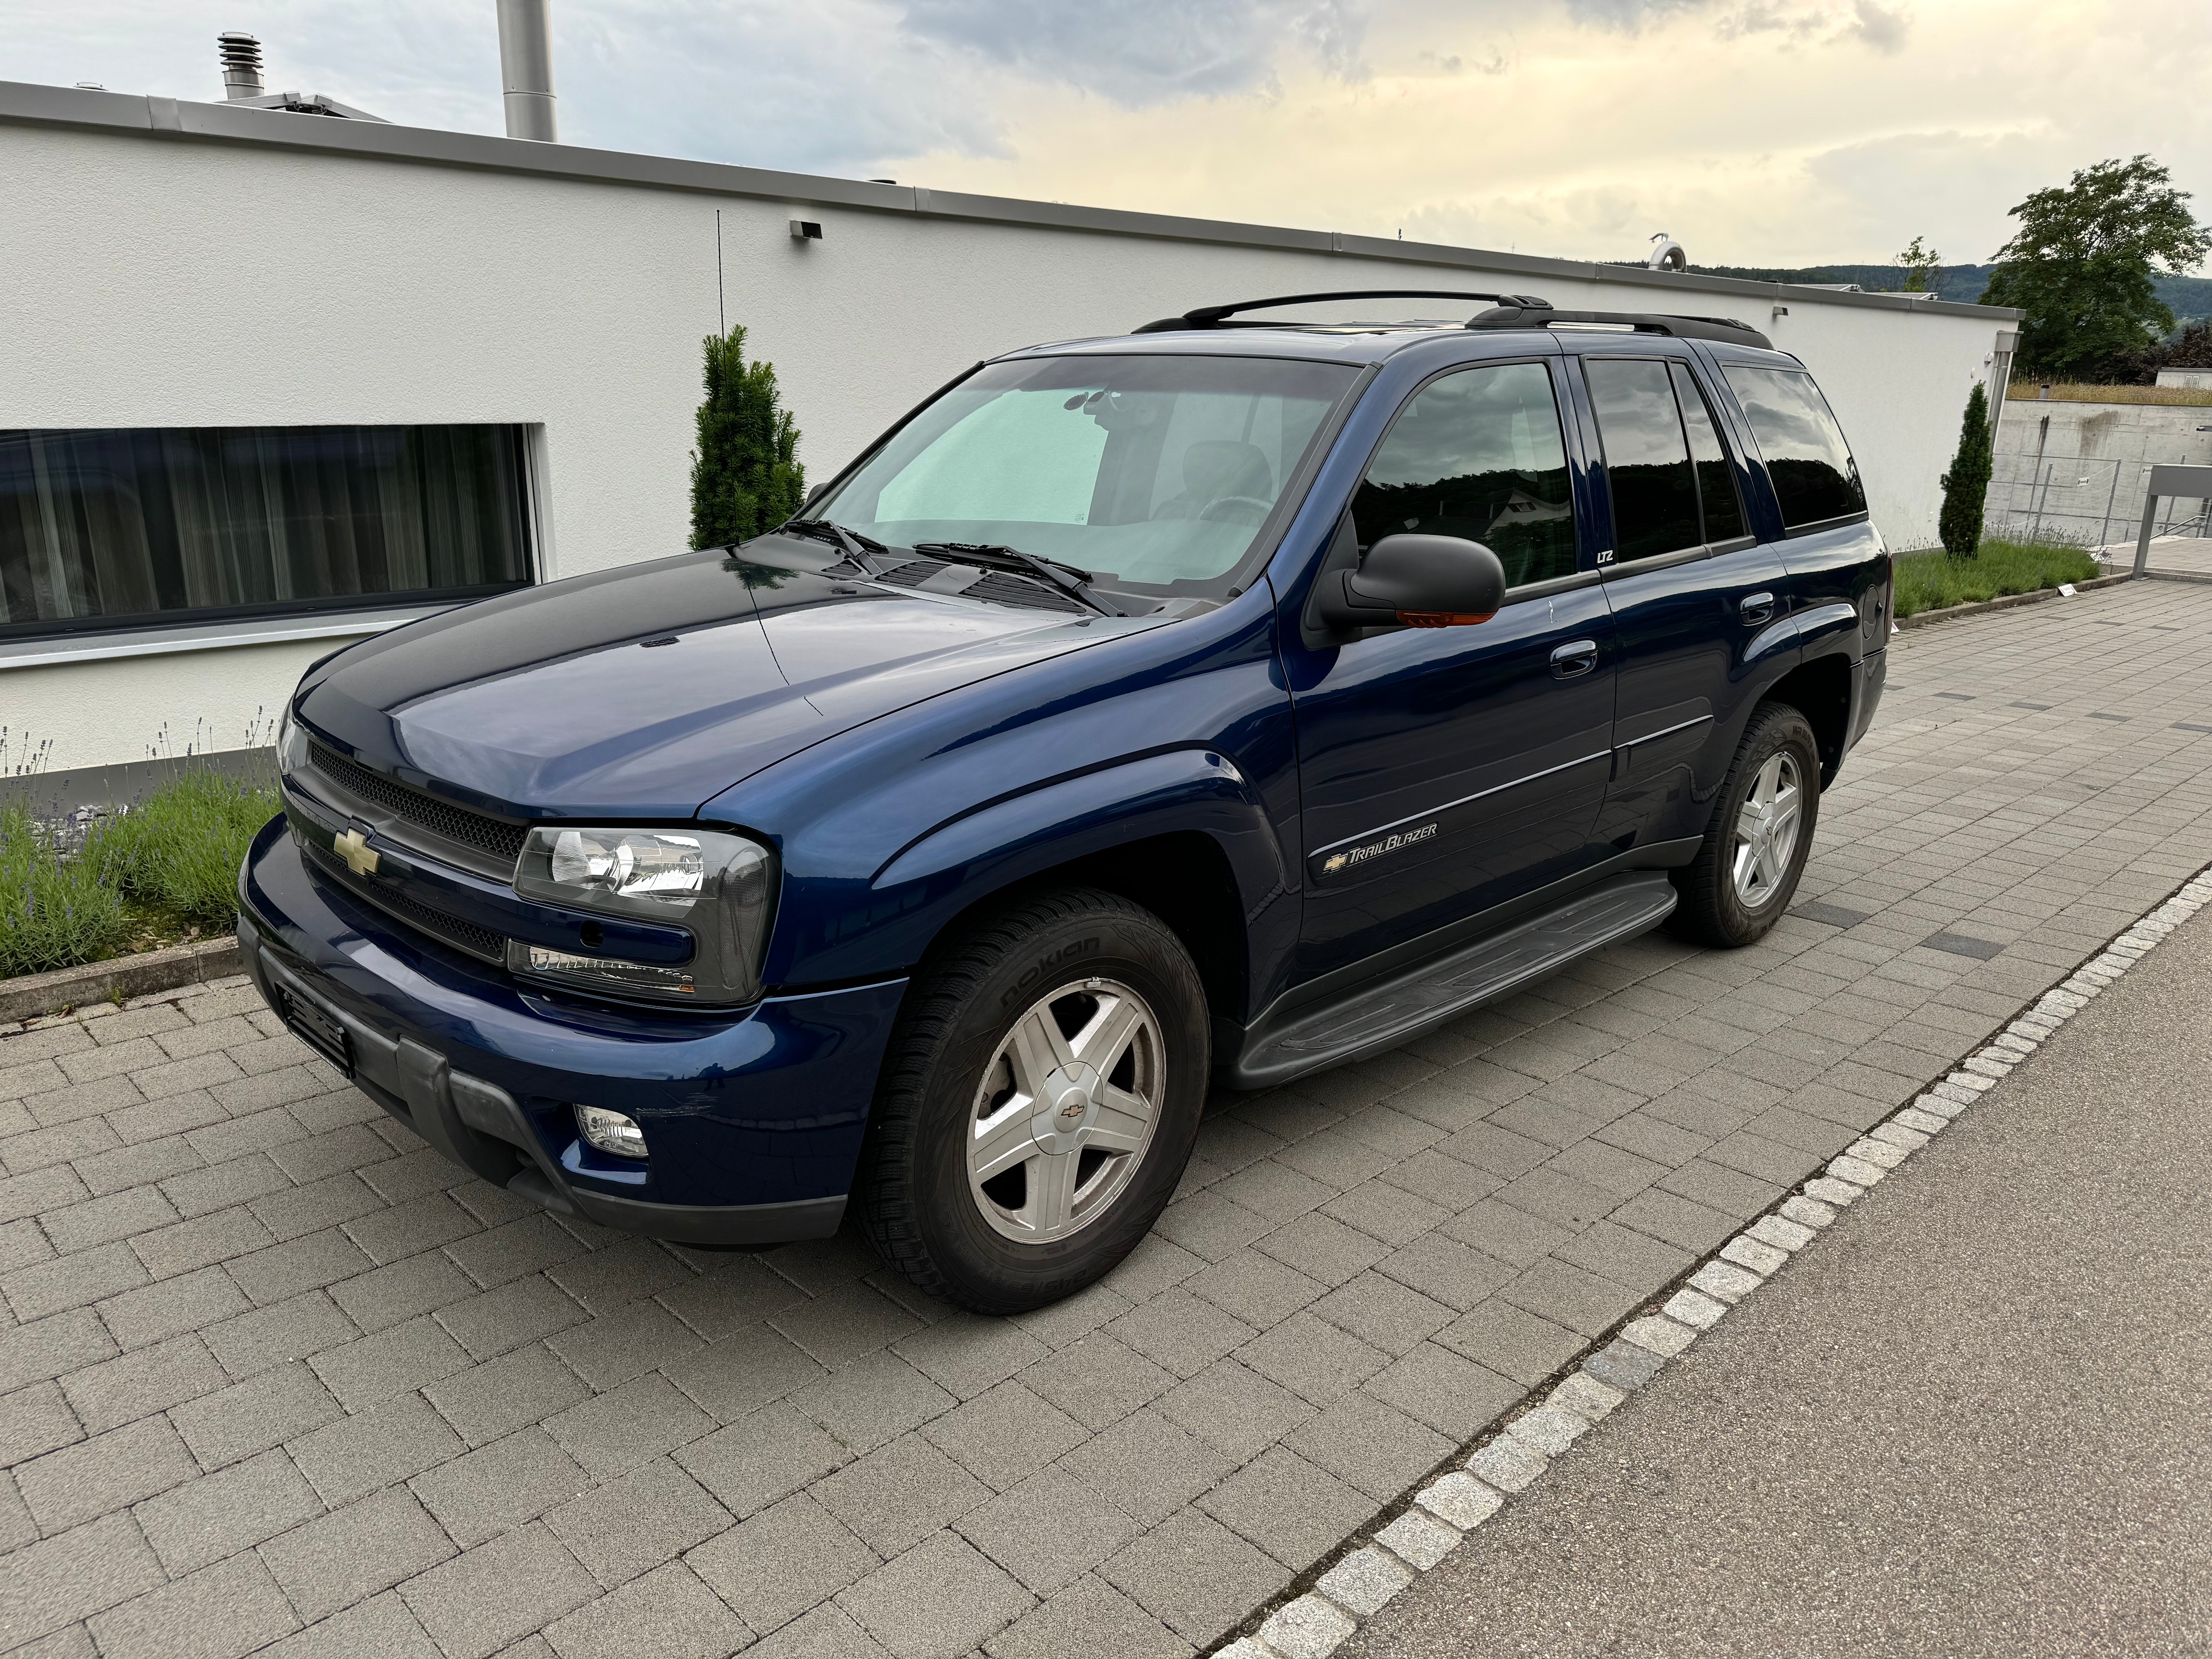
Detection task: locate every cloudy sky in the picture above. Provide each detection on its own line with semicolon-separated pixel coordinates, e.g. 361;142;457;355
9;0;2209;270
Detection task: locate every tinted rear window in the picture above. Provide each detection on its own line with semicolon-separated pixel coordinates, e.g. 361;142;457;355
1723;367;1866;529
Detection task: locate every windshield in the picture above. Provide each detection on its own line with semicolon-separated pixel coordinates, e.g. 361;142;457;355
812;354;1357;598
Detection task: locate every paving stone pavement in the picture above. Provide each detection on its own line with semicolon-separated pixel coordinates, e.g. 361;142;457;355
5;575;2212;1659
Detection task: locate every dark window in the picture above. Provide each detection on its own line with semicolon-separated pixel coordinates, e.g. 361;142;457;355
1351;361;1576;589
0;425;534;640
1723;367;1867;529
1583;358;1700;562
1671;362;1746;542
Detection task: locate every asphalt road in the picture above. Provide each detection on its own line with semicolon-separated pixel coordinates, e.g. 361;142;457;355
1344;902;2212;1658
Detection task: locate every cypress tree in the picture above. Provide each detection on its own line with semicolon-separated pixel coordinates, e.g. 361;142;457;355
689;325;805;548
1937;382;1993;559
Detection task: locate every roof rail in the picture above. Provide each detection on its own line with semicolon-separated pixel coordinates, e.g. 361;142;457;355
1131;289;1556;333
1467;303;1772;350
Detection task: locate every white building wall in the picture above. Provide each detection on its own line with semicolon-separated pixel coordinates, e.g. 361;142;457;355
2;91;2017;775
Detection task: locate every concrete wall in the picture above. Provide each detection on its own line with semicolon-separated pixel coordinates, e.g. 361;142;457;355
1990;396;2212;547
2;84;2018;774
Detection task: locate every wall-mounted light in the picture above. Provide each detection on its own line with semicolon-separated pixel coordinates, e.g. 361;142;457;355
789;220;823;242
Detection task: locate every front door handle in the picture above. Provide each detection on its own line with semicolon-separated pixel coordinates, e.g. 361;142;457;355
1550;639;1599;679
1739;592;1776;627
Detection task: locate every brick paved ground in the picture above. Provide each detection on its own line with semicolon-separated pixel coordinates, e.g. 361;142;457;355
2098;532;2212;576
6;577;2212;1659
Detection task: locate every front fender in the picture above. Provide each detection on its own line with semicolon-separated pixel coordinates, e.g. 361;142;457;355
777;748;1288;1006
874;749;1283;900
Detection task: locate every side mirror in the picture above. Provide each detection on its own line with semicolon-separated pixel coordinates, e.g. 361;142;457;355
1318;534;1507;630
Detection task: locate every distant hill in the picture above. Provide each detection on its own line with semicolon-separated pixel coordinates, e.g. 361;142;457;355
1672;261;2212;332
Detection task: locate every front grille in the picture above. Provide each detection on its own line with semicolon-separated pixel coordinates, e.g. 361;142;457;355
305;840;508;964
309;744;529;866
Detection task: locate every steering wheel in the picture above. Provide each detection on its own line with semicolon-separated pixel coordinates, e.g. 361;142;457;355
1197;495;1274;523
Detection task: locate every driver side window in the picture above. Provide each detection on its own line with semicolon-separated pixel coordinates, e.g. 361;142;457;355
1350;361;1577;589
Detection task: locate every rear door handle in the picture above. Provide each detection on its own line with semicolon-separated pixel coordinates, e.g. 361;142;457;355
1550;639;1599;679
1739;592;1776;626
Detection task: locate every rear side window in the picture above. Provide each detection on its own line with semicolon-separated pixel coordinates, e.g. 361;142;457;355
1351;361;1576;589
1670;362;1746;542
1723;366;1867;529
1582;359;1699;561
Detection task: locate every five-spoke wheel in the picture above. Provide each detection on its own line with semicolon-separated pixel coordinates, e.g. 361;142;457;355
1729;749;1803;910
1669;701;1820;948
856;887;1209;1313
967;977;1162;1243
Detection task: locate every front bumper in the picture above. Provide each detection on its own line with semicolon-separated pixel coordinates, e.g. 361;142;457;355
237;816;905;1248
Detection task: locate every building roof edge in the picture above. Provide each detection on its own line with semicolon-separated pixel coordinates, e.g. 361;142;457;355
0;80;2026;325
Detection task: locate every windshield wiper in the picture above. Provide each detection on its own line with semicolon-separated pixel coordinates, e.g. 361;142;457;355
910;541;1128;617
779;518;891;575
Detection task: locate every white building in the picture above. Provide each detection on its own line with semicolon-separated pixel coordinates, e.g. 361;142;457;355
2;79;2021;793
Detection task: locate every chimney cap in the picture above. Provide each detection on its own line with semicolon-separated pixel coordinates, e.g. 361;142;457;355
218;30;266;100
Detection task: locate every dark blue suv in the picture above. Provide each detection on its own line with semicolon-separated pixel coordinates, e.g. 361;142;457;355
238;292;1890;1312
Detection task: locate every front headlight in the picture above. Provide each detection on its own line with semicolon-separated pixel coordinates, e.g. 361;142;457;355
276;704;309;777
507;826;776;1005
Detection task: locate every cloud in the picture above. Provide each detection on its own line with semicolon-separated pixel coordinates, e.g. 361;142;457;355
556;0;1007;173
1846;0;1910;52
896;0;1372;104
1560;0;1714;31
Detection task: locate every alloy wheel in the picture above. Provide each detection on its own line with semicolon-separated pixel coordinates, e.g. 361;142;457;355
966;977;1163;1243
1731;749;1803;909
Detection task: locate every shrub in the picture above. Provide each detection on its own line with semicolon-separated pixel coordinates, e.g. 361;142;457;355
94;770;282;927
689;324;806;548
1937;383;1993;558
0;805;131;977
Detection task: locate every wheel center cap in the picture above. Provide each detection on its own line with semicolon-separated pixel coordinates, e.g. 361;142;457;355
1031;1063;1101;1153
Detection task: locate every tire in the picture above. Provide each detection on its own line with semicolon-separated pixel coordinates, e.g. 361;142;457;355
1667;702;1821;948
855;887;1210;1313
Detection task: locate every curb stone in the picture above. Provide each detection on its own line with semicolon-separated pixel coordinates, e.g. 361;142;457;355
1211;861;2212;1658
0;934;242;1023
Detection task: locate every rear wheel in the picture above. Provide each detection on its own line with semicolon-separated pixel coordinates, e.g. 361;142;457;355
855;888;1209;1313
1668;702;1820;947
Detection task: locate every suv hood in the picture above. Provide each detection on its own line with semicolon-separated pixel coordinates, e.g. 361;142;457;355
296;545;1156;822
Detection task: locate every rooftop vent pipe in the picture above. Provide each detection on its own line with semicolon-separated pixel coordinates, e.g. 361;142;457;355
496;0;558;142
1646;232;1686;273
218;32;266;101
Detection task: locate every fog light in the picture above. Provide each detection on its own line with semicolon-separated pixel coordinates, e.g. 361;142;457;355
575;1104;648;1159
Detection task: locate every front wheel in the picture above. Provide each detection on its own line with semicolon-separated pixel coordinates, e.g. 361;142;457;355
855;888;1210;1313
1667;702;1820;947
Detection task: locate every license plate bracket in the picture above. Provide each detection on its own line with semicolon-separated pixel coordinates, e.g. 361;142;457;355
277;985;353;1077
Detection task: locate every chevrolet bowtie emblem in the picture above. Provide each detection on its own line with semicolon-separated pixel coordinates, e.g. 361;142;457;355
334;828;379;878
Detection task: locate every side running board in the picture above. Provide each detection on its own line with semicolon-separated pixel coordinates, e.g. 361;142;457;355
1228;872;1677;1089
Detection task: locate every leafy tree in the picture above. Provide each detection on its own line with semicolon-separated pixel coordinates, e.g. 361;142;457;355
1894;235;1941;292
1937;382;1992;558
2145;319;2212;375
1980;156;2212;381
689;325;805;548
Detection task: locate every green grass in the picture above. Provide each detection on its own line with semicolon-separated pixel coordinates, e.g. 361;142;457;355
0;805;132;979
0;770;282;980
91;770;282;929
1892;539;2103;619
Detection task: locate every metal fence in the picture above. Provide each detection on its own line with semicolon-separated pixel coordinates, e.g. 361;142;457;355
1984;451;2212;551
